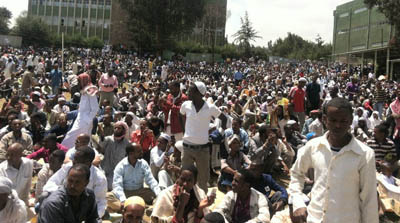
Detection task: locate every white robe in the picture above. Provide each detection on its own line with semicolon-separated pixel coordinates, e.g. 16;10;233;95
61;92;99;149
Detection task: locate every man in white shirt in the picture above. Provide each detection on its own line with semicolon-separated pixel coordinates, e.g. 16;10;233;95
289;97;378;223
180;81;227;192
150;133;174;189
43;146;107;218
0;143;33;206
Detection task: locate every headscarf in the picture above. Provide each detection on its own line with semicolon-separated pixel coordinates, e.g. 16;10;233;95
0;176;12;194
0;177;27;222
79;73;98;96
78;73;91;89
369;111;382;129
114;121;129;141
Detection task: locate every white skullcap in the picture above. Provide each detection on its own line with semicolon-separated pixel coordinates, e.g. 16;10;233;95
228;134;241;146
299;78;307;83
0;176;13;194
124;196;145;209
175;140;183;152
287;120;297;125
126;112;135;118
58;97;66;102
32;91;41;96
194;81;207;95
159;132;171;142
74;92;81;97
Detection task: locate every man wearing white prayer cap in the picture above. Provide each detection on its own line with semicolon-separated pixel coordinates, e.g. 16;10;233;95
150;132;174;189
180;81;228;192
0;176;27;223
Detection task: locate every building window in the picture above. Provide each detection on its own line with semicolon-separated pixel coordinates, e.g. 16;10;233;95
353;7;367;14
352;44;366;51
372;42;388;48
338;29;349;35
352;26;368;32
339;12;349;18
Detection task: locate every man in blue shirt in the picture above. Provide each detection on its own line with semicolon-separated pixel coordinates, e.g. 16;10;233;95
50;63;63;95
249;160;288;216
224;118;249;155
110;143;161;211
234;69;243;86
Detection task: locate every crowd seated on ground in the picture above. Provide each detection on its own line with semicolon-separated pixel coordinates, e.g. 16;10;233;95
0;46;400;222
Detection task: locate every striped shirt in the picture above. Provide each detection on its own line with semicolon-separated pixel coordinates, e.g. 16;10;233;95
367;138;396;161
374;89;387;103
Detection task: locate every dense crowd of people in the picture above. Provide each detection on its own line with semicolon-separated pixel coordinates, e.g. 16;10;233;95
0;46;399;223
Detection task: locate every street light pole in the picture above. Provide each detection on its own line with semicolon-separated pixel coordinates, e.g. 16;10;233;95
62;31;64;73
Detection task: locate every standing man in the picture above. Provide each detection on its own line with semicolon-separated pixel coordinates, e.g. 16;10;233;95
305;73;321;115
38;164;100;223
373;81;387;119
289;78;307;130
21;65;35;96
289;98;378;223
180;81;226;192
50;63;63;95
161;80;188;141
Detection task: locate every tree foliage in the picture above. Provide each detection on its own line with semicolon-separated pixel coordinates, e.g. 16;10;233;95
267;33;332;61
0;7;12;35
118;0;205;52
11;12;52;47
364;0;400;46
232;11;261;56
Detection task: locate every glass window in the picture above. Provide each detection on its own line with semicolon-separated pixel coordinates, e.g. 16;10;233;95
339;12;349;18
354;7;367;14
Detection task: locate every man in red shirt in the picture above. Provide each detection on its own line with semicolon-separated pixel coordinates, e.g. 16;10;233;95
131;120;156;163
161;80;187;141
289;78;307;129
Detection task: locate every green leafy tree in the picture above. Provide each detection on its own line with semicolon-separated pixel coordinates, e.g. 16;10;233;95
118;0;206;53
268;33;331;61
11;12;52;47
0;7;12;34
232;11;261;57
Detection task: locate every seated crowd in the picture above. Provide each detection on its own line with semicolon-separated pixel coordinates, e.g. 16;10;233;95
1;47;400;223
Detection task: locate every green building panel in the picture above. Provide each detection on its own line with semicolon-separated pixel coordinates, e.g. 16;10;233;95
333;0;393;55
61;7;68;16
83;8;89;18
335;34;349;54
103;28;109;41
97;9;104;18
75;8;81;17
91;8;97;18
46;7;52;16
337;16;350;31
39;5;45;16
104;9;110;19
351;11;368;28
68;7;74;17
350;29;367;47
31;6;38;15
370;8;387;24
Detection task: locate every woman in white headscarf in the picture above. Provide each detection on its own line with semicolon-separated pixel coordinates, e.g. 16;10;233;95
0;176;27;223
61;73;99;149
369;111;382;129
